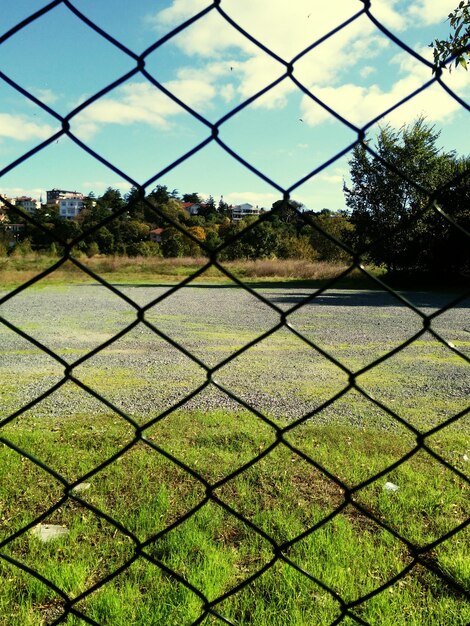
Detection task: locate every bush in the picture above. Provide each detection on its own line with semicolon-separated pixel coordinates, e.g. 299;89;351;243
10;238;33;257
47;242;60;257
127;241;162;257
86;242;100;258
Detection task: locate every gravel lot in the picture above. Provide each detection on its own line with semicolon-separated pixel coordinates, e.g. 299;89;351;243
1;284;468;430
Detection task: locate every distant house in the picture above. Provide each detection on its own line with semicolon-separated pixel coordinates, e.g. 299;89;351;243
149;227;164;243
59;199;83;219
181;202;206;216
46;189;85;218
47;188;80;204
0;195;40;215
231;203;260;222
12;196;40;214
0;211;24;246
59;195;85;219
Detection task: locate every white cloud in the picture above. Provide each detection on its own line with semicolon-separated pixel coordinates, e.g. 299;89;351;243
0;187;45;200
360;66;376;79
371;0;408;31
74;79;216;138
34;88;59;105
316;172;344;185
149;1;407;61
75;2;467;139
146;2;402;116
407;1;458;26
0;113;56;141
220;83;236;103
300;43;470;129
150;0;209;28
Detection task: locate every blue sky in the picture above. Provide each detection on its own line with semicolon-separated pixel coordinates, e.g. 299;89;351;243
0;0;468;211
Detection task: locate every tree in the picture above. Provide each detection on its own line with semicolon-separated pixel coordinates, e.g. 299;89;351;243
428;157;470;276
160;227;186;257
218;197;231;216
125;186;146;222
239;220;282;259
198;195;217;219
97;187;124;212
302;209;354;262
344;118;458;274
430;1;470;72
185;225;206;256
144;185;179;224
270;199;304;234
182;192;201;203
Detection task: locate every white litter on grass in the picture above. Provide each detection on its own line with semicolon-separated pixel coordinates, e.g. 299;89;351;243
31;524;69;542
463;454;469;462
71;482;91;493
383;482;399;492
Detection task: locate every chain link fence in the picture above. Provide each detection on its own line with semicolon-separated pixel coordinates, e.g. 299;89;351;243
0;1;469;624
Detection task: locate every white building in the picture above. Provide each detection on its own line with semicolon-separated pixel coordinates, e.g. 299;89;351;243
231;203;260;222
59;195;85;219
2;196;41;214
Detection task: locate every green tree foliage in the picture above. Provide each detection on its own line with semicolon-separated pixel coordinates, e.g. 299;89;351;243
144;185;178;225
275;234;318;261
430;1;470;72
14;144;466;279
126;241;162;257
239;220;282;259
97;187;125;212
125;186;147;222
217;197;231;217
270;199;304;235
198;195;218;220
86;241;100;257
303;209;354;262
182;192;201;203
344;118;469;277
427;157;470;275
160;227;186;257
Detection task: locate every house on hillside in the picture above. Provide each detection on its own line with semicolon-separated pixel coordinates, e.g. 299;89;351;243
149;227;164;243
0;196;40;214
231;203;260;222
46;189;86;218
181;202;207;216
0;211;24;246
47;188;80;204
59;196;85;219
12;196;41;214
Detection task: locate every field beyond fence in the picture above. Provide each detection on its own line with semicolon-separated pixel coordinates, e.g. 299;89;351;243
0;0;469;623
0;282;468;625
0;255;367;289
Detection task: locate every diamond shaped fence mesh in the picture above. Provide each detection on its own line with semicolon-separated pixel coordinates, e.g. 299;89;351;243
0;1;469;625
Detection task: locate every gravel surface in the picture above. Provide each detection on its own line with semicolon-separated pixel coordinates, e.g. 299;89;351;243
1;284;468;430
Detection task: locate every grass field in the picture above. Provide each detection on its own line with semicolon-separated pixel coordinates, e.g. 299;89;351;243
0;410;468;626
0;254;371;290
0;268;469;625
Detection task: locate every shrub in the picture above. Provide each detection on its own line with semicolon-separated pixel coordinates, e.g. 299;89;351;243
86;242;100;258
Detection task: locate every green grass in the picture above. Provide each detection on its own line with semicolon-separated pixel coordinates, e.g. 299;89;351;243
0;273;468;624
0;408;468;626
0;255;378;290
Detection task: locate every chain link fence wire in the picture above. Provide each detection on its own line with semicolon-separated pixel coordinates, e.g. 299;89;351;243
0;1;469;624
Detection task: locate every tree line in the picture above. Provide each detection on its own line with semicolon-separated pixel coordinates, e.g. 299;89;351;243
3;186;354;265
3;118;469;281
